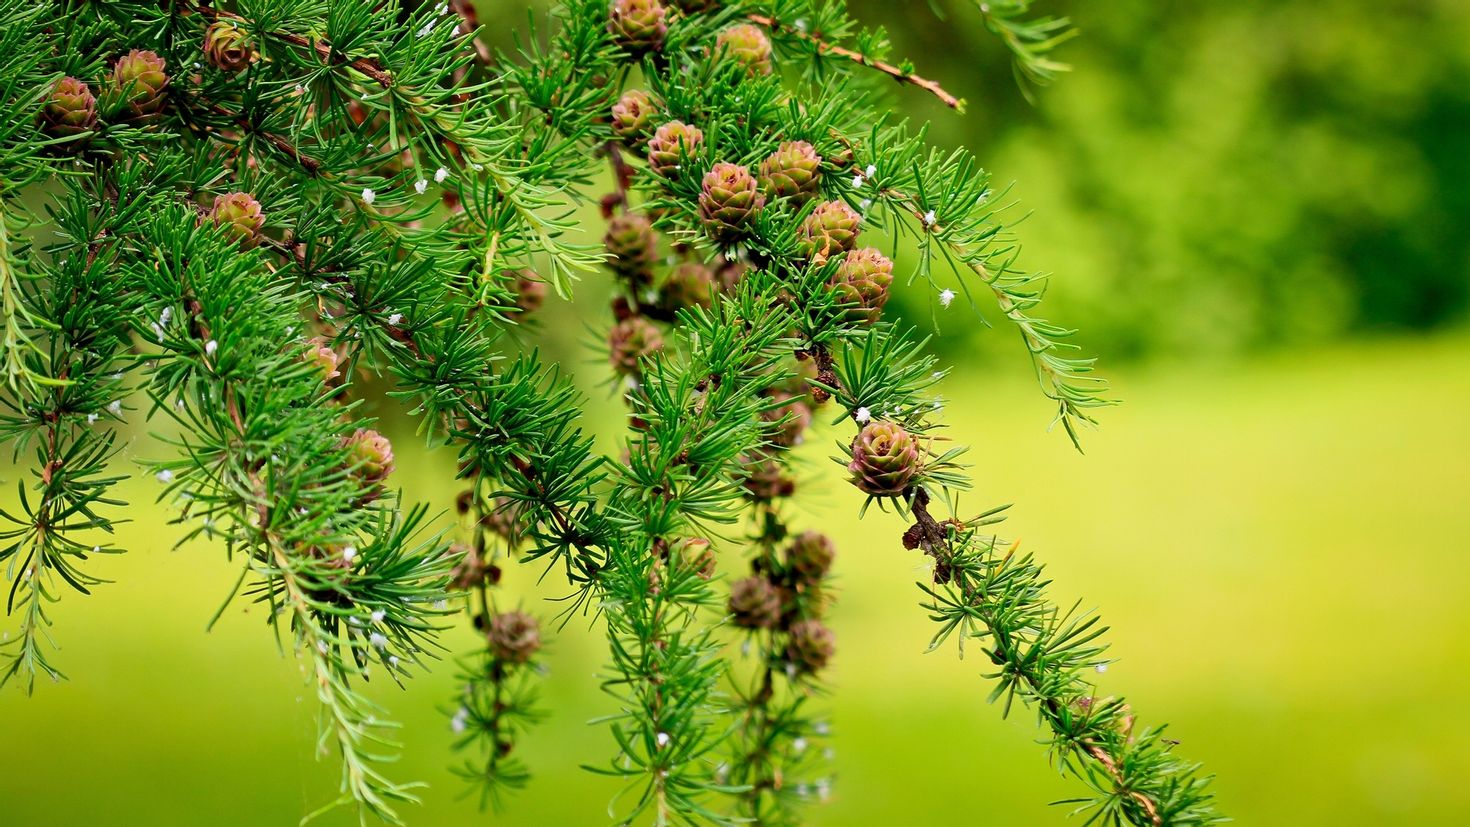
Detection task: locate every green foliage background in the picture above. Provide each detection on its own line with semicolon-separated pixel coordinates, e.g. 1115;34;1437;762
862;0;1470;358
3;1;1468;825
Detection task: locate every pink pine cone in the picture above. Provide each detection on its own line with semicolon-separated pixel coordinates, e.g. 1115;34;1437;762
847;421;920;496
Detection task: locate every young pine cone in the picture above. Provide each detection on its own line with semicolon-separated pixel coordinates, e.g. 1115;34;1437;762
785;619;835;674
513;270;547;315
646;121;704;178
486;611;541;665
728;576;782;629
41;78;97;139
760;141;822;204
608;316;664;377
715;23;774;75
607;0;668;54
784;530;836;583
829;247;894;324
740;454;796;502
674;537;717;580
203;21;255;74
481;496;525;544
760;390;812;448
660;262;716;310
342;428;396;489
848;421;921;496
304;338;340;385
698;162;765;242
611;90;656;145
110;49;168;120
603;213;659;285
797;200;862;262
208;192;265;249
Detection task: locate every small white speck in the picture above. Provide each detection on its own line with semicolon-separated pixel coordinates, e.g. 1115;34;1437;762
434;167;449;183
939;288;956;308
655;732;670;748
417;21;435;38
860;198;872;211
205;340;218;356
389;655;399;667
360;188;376;205
414;178;427;195
865;164;877;178
814;721;830;736
923;209;937;227
794;18;808;32
317;641;329;654
450;707;468;733
159;307;172;326
793;737;808;754
854;406;871;424
1095;663;1109;674
349;616;362;626
369;632;388;649
435;2;449;15
371;610;385;623
851;175;864;189
175;399;185;409
86;413;98;424
470;162;483;171
156;469;174;483
295;83;305;94
92;546;100;553
107;399;122;414
432;599;448;610
342;545;358;562
387;313;403;326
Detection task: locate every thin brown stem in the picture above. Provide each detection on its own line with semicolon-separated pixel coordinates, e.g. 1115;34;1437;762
749;14;963;111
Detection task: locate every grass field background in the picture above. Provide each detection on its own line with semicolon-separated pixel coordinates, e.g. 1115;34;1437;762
2;332;1466;825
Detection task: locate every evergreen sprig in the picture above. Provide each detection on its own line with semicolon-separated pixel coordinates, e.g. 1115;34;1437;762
0;1;1217;825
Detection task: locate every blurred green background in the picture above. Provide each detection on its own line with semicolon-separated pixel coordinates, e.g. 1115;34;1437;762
4;1;1469;825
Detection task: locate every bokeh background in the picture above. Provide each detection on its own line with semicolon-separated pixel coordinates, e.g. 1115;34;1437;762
4;1;1469;824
